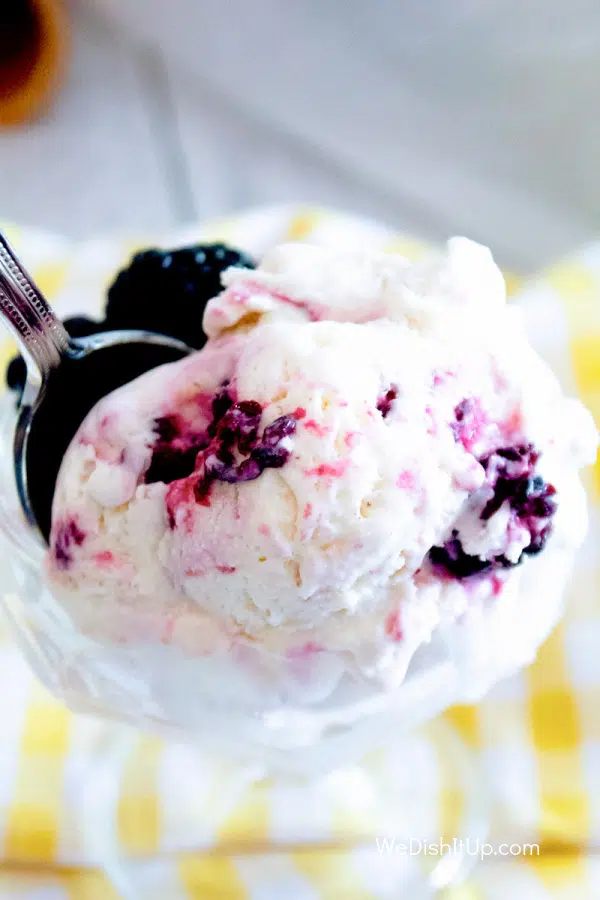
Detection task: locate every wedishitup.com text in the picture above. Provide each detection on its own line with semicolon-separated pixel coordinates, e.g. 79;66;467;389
376;837;540;861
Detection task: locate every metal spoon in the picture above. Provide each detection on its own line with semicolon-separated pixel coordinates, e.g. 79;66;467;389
0;232;191;544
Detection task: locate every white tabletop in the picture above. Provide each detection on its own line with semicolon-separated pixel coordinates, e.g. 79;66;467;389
1;0;599;272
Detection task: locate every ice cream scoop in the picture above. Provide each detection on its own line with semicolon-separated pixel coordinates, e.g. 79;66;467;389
45;238;598;716
0;233;191;542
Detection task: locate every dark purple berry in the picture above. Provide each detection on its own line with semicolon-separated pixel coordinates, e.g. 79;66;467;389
149;380;299;510
429;533;493;578
429;443;557;581
377;385;398;418
493;443;539;476
479;446;554;541
235;458;263;481
218;402;262;454
523;524;553;556
208;386;235;437
205;455;262;484
249;415;297;469
480;477;514;521
105;244;255;349
251;445;290;468
145;415;207;485
53;519;86;570
429;532;514;579
261;414;297;446
145;447;200;486
145;389;297;497
206;410;297;485
237;400;262;416
450;397;487;450
153;415;180;444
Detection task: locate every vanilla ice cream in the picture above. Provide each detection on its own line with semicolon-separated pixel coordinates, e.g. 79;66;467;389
44;238;598;721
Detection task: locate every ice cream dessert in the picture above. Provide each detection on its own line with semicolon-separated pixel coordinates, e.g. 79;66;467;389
43;238;598;720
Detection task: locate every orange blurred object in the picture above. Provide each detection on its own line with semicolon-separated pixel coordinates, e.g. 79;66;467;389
0;0;68;127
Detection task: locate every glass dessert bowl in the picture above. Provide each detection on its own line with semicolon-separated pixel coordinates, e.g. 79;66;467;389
0;390;491;897
0;231;597;897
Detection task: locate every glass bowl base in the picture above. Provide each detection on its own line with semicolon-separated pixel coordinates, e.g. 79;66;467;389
78;717;489;899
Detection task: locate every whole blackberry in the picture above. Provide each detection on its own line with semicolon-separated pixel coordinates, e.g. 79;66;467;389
104;244;255;349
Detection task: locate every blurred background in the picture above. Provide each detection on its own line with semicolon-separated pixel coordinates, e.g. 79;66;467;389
1;0;600;270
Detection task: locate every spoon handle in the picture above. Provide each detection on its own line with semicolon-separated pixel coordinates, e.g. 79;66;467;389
0;232;70;380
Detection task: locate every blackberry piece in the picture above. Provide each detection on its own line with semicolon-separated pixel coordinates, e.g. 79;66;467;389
145;415;207;485
145;445;200;486
144;395;298;491
479;445;554;531
53;519;86;571
429;533;514;579
156;388;298;504
105;244;255;350
208;385;234;437
429;533;495;579
377;385;398;419
250;414;297;469
450;397;487;450
429;443;557;581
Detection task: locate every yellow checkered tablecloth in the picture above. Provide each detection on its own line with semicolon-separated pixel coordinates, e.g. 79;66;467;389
0;207;598;898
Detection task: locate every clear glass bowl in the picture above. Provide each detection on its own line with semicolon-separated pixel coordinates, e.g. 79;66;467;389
0;391;489;896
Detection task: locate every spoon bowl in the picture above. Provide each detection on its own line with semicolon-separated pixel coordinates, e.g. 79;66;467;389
0;233;191;543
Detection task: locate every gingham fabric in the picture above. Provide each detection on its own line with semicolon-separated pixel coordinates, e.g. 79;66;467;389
0;207;598;898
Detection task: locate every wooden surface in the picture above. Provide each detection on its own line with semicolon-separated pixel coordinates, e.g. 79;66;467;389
1;0;599;272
